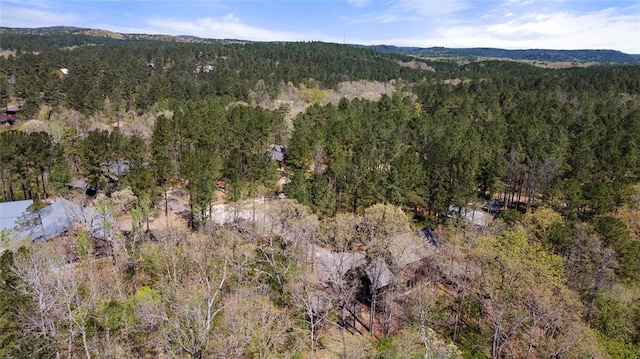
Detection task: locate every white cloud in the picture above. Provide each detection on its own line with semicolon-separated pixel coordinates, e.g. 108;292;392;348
144;14;325;42
350;13;420;24
347;0;371;8
393;0;470;17
3;0;54;9
350;0;470;24
0;6;82;28
502;0;535;6
360;6;640;54
221;13;239;22
481;8;640;51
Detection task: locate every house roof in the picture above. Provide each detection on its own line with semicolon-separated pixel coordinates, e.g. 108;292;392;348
5;105;21;112
365;257;394;289
17;198;112;241
0;199;34;233
270;144;285;162
100;160;130;179
388;232;436;268
0;116;14;125
464;209;493;227
447;205;495;227
363;232;437;289
312;231;437;289
314;246;365;283
66;179;89;190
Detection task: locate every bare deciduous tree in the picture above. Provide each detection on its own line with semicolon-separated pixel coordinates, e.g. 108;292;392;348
165;234;229;359
360;204;409;336
12;246;61;355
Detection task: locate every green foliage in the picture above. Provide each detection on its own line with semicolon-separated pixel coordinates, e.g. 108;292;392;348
592;295;640;345
96;299;126;332
3;29;639;223
1;30;431;114
593;292;640;358
0;228;17;243
78;130;113;190
284;170;310;206
0;131;64;201
497;209;522;226
377;328;462;359
76;229;92;260
376;336;424;359
470;232;598;358
254;241;298;306
544;221;573;252
138;243;163;284
598;337;640;359
594;216;640;282
298;88;326;104
15;200;48;239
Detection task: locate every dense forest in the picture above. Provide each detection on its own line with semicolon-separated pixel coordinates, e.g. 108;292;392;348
1;28;640;358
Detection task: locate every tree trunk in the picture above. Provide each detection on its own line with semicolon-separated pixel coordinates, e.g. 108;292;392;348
9;177;15;201
341;302;347;358
37;209;46;241
492;323;501;359
81;327;91;359
310;311;315;359
34;170;41;201
41;170;47;198
164;186;169;218
516;171;524;207
370;289;377;336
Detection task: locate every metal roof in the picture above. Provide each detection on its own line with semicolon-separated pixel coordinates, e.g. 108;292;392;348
17;198;112;241
0;199;33;233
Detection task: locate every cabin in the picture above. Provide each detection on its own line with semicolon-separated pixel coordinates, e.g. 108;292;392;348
446;203;497;227
195;64;214;73
65;178;98;196
100;160;131;182
270;144;285;162
16;197;112;241
65;160;131;196
0;104;21;127
311;230;440;334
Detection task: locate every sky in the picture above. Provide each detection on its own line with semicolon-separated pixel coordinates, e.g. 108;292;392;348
1;0;639;54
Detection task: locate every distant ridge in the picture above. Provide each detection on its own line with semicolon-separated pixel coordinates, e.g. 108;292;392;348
35;26;88;31
1;26;639;63
359;45;640;63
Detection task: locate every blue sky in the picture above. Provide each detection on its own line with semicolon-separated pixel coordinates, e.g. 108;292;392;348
2;0;639;53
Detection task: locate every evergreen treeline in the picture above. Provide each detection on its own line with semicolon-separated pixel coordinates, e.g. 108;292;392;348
285;65;640;221
1;30;428;117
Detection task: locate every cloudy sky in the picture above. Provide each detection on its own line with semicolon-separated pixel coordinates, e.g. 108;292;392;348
1;0;639;53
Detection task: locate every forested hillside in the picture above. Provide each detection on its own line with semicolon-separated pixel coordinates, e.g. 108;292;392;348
1;28;639;358
364;45;640;63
